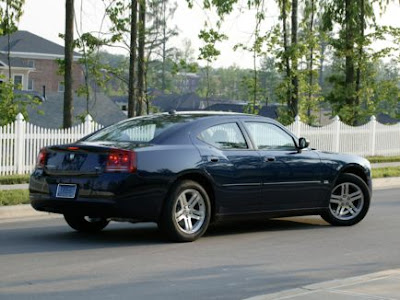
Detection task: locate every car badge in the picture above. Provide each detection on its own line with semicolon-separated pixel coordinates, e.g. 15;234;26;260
68;153;75;161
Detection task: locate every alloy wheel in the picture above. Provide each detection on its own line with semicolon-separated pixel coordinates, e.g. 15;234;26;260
174;189;206;234
329;182;364;221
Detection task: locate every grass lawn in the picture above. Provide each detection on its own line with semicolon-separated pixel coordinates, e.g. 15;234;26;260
366;156;400;163
0;174;30;185
372;167;400;179
0;189;29;206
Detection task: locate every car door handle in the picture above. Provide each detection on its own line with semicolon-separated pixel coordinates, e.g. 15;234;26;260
209;156;219;163
264;156;276;162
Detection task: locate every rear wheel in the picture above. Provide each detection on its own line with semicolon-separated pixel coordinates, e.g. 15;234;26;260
321;173;370;226
159;180;211;242
64;215;109;232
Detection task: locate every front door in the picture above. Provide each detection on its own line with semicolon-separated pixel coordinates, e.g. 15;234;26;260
243;121;324;211
194;122;263;214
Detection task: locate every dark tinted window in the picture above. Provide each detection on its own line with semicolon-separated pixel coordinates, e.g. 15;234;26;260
86;115;196;142
198;123;248;149
245;122;296;150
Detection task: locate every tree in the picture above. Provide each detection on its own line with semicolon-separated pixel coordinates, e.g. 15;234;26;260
291;0;298;116
63;0;74;128
106;0;140;117
0;0;25;79
137;0;146;115
128;0;138;117
322;0;376;124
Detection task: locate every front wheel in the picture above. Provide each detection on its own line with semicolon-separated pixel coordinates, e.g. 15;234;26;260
64;215;109;232
321;173;370;226
159;180;211;242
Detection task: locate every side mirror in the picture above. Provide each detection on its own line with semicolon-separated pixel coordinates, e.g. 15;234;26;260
298;137;310;149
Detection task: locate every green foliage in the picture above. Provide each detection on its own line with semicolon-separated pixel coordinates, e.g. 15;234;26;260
0;189;29;206
372;167;400;179
198;28;227;63
0;79;28;126
366;156;400;163
0;0;25;35
0;174;30;185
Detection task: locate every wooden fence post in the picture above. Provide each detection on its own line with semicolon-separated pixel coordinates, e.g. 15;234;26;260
84;115;93;136
14;113;26;174
334;115;340;153
294;115;301;137
370;115;376;156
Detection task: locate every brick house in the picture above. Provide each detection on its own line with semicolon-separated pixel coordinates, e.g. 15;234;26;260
0;30;83;94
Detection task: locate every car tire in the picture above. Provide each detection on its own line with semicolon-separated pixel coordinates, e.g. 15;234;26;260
159;180;211;242
64;215;109;232
321;173;370;226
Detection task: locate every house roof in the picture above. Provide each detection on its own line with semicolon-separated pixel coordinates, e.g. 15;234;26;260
25;92;126;128
0;53;32;68
111;93;203;111
0;30;81;59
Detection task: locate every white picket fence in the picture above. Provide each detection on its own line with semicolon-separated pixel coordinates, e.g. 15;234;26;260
1;113;400;176
287;115;400;157
0;114;103;175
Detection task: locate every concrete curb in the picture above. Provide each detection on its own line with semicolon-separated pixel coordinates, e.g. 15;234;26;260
0;183;29;190
373;177;400;190
244;269;400;300
0;204;56;222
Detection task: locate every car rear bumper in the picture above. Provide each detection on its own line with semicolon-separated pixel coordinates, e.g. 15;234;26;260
29;170;169;221
30;192;161;221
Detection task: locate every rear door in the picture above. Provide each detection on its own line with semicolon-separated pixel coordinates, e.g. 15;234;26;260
243;121;324;211
194;122;263;214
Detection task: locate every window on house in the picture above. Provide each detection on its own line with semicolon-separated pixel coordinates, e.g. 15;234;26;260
27;60;35;68
13;75;23;90
58;82;65;92
28;78;34;91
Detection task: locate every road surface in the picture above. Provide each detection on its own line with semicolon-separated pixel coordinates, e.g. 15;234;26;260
1;188;399;299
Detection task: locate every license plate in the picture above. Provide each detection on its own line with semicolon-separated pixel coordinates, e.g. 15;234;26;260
56;184;77;199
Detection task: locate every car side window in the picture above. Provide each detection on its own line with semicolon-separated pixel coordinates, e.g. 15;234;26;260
245;122;296;150
198;123;248;150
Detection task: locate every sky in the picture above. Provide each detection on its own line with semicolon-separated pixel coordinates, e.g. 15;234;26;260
18;0;400;69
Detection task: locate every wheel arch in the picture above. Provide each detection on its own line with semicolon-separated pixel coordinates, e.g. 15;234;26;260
338;164;370;187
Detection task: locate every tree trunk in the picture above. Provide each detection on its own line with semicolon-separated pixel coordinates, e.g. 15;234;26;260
355;0;364;124
344;0;356;124
307;0;315;120
281;0;291;111
291;0;299;117
63;0;74;128
137;0;146;116
128;0;138;118
161;0;167;91
6;2;12;80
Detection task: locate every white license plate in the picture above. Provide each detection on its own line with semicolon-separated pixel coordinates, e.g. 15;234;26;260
56;184;77;199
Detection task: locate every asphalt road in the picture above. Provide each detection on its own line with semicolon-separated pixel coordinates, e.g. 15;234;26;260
1;188;399;300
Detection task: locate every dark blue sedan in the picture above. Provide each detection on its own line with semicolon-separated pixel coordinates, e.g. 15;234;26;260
30;112;372;242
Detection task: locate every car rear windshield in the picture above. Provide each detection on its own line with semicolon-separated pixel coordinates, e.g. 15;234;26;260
84;115;197;143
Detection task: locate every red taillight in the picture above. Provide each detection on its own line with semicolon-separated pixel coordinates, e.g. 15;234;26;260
36;148;47;168
106;149;136;173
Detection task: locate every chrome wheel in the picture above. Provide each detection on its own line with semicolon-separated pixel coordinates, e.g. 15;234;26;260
174;189;206;234
329;182;364;221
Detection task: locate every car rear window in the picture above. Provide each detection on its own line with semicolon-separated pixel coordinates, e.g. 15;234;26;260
85;115;196;143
